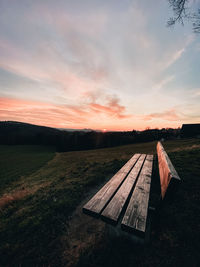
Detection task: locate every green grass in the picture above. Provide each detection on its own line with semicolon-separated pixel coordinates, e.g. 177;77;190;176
0;139;200;266
0;145;55;195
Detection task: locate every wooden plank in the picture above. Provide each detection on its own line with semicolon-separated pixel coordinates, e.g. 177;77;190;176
121;155;153;237
157;142;181;199
83;154;141;217
101;154;146;225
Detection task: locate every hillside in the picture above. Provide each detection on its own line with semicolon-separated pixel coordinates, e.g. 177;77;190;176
0;120;60;135
0;121;181;151
0;121;61;145
0;139;200;266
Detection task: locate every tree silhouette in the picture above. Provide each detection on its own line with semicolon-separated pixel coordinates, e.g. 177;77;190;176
168;0;200;33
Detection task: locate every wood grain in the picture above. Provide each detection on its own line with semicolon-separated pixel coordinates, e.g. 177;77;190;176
83;154;141;217
101;154;146;224
121;155;153;237
157;142;181;199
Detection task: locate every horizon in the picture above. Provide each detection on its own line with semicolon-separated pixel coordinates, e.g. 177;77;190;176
1;119;184;132
0;0;200;131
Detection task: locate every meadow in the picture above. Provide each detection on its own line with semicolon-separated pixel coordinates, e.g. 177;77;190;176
0;139;200;266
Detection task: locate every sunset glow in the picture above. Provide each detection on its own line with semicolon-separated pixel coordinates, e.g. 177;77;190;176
0;0;199;130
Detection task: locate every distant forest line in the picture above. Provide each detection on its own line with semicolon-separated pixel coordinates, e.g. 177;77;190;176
0;121;182;152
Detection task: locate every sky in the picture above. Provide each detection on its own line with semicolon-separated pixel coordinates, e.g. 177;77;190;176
0;0;200;131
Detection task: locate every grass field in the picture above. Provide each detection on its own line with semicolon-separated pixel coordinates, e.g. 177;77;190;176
0;145;55;195
0;139;200;266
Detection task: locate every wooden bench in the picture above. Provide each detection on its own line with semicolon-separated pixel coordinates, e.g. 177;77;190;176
82;142;181;242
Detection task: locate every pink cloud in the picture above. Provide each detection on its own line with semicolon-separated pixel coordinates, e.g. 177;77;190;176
0;95;131;130
143;109;180;121
0;97;89;127
0;97;182;131
88;94;131;119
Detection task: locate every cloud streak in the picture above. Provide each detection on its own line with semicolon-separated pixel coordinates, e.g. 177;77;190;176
89;95;131;119
0;94;131;130
143;109;180;121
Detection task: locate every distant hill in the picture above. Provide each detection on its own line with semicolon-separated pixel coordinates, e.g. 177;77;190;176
58;128;97;132
0;121;62;146
0;121;61;135
0;121;102;149
0;121;98;134
0;121;181;151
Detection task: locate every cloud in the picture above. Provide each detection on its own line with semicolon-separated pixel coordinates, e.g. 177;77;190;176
0;93;131;129
153;75;175;91
0;97;89;127
192;89;200;97
160;35;194;71
164;48;185;70
143;109;180;121
89;100;130;119
82;91;131;119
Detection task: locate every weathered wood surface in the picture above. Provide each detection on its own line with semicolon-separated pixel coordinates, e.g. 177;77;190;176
157;142;181;199
121;155;153;237
101;154;146;224
83;154;141;217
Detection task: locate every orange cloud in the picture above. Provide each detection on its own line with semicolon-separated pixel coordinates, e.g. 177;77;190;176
0;96;131;130
88;95;131;119
0;97;183;131
0;97;89;127
143;109;180;121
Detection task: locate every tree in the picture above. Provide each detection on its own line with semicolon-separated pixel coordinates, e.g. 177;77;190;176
168;0;200;33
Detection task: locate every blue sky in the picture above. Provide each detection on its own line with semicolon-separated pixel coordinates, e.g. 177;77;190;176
0;0;199;130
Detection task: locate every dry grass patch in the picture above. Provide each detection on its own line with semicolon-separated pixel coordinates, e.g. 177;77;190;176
0;180;52;210
0;189;29;209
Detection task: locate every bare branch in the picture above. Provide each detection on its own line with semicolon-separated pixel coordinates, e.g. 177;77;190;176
167;0;200;33
193;9;200;33
167;0;187;26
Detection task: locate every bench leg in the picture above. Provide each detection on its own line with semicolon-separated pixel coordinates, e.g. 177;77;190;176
144;213;152;244
105;223;145;244
105;221;153;245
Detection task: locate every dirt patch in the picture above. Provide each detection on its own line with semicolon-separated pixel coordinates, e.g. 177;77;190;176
0;181;52;210
0;189;29;209
169;144;200;153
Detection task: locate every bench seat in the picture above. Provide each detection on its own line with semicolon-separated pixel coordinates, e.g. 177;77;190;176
121;155;153;237
83;154;153;238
